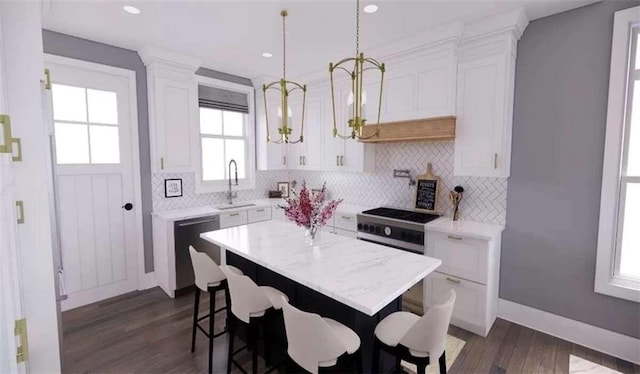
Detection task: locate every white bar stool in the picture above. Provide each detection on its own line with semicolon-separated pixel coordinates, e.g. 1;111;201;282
373;290;456;374
281;297;362;374
189;246;243;374
222;268;289;374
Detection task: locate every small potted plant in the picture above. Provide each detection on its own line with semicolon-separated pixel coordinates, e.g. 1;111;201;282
280;181;342;245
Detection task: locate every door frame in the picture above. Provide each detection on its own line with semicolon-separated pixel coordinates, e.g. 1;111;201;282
43;54;147;292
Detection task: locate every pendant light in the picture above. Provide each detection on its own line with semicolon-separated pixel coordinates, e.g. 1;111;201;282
263;10;307;144
329;0;385;140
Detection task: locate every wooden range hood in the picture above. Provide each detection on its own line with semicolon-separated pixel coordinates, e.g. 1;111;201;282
358;116;456;143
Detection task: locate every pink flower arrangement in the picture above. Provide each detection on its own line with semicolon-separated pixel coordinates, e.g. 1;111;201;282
280;181;342;239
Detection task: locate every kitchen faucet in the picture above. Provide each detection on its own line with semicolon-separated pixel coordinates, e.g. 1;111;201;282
227;159;238;204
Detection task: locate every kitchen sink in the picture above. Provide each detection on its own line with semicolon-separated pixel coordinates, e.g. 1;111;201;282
215;203;256;210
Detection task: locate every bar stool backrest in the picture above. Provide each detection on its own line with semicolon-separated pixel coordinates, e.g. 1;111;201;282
223;269;272;323
281;298;346;374
189;246;226;292
400;290;456;359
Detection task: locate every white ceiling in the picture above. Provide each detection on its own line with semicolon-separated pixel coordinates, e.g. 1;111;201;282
42;0;598;80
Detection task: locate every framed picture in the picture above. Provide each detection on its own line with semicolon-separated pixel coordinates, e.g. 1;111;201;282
164;178;183;198
277;182;290;198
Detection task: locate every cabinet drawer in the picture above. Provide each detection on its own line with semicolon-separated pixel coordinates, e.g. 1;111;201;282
334;227;357;238
220;211;248;228
425;272;486;328
334;212;357;232
248;207;272;223
427;231;489;284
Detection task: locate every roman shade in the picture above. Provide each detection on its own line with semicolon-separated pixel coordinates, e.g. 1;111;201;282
198;85;249;113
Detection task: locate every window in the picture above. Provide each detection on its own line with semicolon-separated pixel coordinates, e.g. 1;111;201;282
199;108;248;181
596;7;640;302
51;83;120;164
194;77;255;193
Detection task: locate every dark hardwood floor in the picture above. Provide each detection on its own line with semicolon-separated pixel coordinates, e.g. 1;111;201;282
61;287;639;373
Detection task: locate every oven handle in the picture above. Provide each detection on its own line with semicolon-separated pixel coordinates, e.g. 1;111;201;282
357;235;424;254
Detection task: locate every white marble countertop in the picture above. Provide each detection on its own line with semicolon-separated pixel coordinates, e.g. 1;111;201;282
152;200;372;222
201;220;441;316
425;217;504;240
151;199;283;221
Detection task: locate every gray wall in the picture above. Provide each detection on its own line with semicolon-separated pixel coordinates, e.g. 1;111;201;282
42;30;155;272
502;0;640;338
42;30;253;273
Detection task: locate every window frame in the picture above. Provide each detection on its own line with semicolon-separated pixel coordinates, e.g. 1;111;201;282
192;75;256;194
595;6;640;303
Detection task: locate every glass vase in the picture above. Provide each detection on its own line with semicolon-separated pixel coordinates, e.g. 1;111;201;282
305;226;320;246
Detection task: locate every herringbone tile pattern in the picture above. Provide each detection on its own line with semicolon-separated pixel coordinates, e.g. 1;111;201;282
152;141;507;225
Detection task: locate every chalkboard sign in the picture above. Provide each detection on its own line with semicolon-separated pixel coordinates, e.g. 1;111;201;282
414;163;440;213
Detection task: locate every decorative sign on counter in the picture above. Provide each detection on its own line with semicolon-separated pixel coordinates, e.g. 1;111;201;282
414;163;439;213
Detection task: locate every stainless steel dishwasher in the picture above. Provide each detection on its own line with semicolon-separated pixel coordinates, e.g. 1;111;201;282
174;215;220;296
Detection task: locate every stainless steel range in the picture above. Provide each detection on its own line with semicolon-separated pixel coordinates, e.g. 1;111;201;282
356;207;440;254
356;207;441;313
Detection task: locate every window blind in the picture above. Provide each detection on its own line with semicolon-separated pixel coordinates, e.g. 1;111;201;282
198;85;249;113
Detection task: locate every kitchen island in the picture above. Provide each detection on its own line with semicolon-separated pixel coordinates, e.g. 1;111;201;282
201;220;441;372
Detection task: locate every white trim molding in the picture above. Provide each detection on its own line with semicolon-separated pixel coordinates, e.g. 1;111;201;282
498;298;640;365
595;5;640;303
192;74;256;194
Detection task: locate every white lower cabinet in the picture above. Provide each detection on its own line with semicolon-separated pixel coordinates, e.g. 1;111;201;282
424;226;501;337
248;207;272;223
220;210;248;228
425;272;487;334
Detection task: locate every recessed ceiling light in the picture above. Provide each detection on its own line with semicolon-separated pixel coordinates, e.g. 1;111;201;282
262;52;273;58
363;4;378;13
123;5;140;15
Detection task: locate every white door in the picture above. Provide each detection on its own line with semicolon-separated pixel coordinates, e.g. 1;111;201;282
46;57;140;311
0;10;26;372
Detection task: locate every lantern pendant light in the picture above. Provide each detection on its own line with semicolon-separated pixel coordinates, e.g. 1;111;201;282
263;10;307;144
329;0;385;140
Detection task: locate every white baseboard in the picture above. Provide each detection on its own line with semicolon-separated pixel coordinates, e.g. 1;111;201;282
139;272;158;290
498;298;640;365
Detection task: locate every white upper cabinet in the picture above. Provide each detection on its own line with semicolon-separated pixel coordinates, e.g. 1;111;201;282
455;55;510;177
255;87;288;170
139;47;201;174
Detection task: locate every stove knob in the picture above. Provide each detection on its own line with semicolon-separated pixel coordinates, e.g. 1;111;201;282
375;226;381;234
384;227;392;236
369;225;375;233
357;223;363;231
363;224;369;232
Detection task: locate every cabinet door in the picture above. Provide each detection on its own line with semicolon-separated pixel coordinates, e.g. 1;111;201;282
454;55;508;177
153;77;197;173
287;98;305;170
425;272;487;333
256;91;288;170
323;95;345;170
303;98;325;170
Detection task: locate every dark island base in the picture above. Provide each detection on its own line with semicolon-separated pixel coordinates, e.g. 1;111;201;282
227;251;400;373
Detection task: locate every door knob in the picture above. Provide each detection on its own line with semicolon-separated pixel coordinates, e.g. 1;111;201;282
122;203;133;211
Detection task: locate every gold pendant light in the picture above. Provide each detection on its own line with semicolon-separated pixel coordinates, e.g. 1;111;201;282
329;0;385;140
263;10;307;144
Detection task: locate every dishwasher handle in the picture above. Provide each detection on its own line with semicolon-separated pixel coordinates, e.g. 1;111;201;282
177;217;220;227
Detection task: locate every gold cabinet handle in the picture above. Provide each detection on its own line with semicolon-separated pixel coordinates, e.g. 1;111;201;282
341;215;352;220
11;138;22;162
446;276;461;284
160;157;164;170
229;212;240;217
447;235;463;241
0;114;13;154
256;209;265;213
494;153;498;169
284;156;287;165
303;156;306;165
340;156;344;166
336;155;340;166
15;201;24;224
